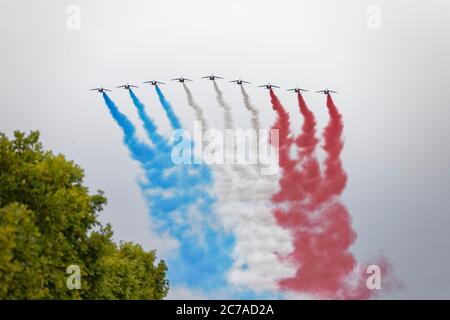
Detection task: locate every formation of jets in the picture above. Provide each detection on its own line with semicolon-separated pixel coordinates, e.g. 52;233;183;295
91;76;338;95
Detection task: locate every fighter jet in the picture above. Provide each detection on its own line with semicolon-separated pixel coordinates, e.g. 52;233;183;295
171;76;193;83
202;74;224;81
117;83;139;90
90;87;112;93
230;78;251;85
287;87;309;93
316;89;338;95
259;83;280;90
143;80;165;86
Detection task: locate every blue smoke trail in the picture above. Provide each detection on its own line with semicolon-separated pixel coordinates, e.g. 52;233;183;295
128;89;169;152
102;93;155;163
102;92;234;292
151;87;237;288
155;86;181;130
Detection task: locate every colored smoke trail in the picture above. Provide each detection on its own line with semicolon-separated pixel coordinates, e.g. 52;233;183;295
183;83;210;131
240;86;261;132
269;89;294;170
178;83;291;294
212;81;254;178
277;201;368;299
129;89;169;152
177;84;264;295
312;95;348;204
269;89;304;203
102;93;155;163
212;81;237;170
155;85;182;130
213;81;234;129
272;93;393;299
240;86;274;177
102;93;234;292
209;85;294;293
294;92;321;194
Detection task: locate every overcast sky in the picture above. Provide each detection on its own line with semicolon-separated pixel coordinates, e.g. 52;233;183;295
1;0;450;299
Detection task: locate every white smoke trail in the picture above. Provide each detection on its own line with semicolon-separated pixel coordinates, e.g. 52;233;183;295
240;86;260;132
210;82;294;293
212;81;255;179
213;81;235;129
182;82;234;208
239;85;281;184
240;86;265;175
182;83;294;293
216;177;295;293
183;83;210;132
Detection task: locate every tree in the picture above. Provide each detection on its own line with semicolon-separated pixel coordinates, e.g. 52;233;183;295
0;131;169;299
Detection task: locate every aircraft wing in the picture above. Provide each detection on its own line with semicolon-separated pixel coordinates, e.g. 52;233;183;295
258;85;267;87
156;81;165;84
104;89;112;92
329;90;338;94
201;76;210;79
130;85;139;88
272;85;280;88
171;78;181;81
230;80;238;83
215;76;224;79
90;88;100;91
241;80;250;84
117;85;126;88
316;90;325;93
185;78;193;81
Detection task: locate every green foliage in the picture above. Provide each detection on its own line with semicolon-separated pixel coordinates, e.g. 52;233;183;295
0;131;168;299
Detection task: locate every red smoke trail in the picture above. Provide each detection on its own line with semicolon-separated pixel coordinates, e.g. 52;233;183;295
269;89;305;202
273;94;393;299
294;93;321;194
311;95;348;205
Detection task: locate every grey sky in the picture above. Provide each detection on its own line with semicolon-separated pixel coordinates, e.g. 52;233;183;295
1;0;449;299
